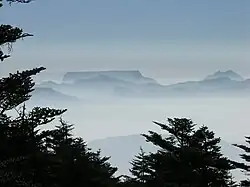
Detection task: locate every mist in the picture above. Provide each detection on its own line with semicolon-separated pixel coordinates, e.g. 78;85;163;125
25;96;248;143
23;89;249;181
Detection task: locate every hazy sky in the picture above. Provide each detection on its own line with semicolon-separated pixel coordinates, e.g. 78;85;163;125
1;0;249;81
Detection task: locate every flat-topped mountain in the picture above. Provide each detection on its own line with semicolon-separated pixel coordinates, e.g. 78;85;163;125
204;70;244;81
63;70;157;84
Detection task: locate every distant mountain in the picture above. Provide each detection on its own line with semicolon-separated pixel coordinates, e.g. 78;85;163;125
29;87;79;105
38;71;161;98
73;74;135;89
204;70;244;81
36;70;250;98
164;75;250;96
166;77;237;92
62;70;157;84
36;81;60;88
88;134;244;180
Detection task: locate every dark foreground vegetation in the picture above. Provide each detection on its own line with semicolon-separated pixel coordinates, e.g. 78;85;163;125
1;1;250;186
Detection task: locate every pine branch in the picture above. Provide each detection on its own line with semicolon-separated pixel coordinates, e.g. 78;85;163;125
0;50;10;61
0;25;33;46
0;67;46;113
0;0;33;6
7;0;33;4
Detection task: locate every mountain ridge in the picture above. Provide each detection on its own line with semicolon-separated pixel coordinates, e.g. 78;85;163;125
36;70;250;98
63;70;157;85
29;87;80;105
204;70;244;81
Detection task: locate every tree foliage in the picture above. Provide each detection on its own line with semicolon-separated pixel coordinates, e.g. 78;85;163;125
233;137;250;186
0;1;119;186
129;147;151;184
129;118;237;187
0;0;33;61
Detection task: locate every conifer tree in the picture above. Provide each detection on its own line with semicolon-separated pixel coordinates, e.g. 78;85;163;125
190;126;237;186
0;1;66;186
45;119;119;187
139;118;236;187
1;1;120;187
233;136;250;186
0;65;66;186
142;118;196;186
129;146;151;185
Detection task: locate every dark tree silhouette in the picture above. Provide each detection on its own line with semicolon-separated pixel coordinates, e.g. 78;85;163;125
0;1;119;187
233;136;250;186
135;118;237;187
190;126;237;187
44;119;119;187
0;0;33;62
129;146;151;185
0;1;55;186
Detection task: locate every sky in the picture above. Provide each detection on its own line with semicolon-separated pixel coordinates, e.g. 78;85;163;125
0;0;249;82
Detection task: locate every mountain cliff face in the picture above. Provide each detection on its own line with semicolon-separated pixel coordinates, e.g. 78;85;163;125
62;70;157;84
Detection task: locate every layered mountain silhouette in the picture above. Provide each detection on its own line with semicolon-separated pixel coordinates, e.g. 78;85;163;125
29;87;79;106
63;70;157;84
204;70;244;81
36;70;250;99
